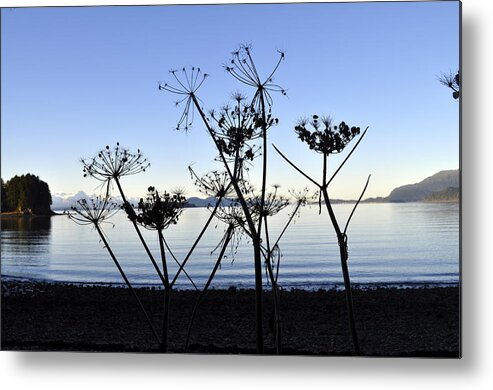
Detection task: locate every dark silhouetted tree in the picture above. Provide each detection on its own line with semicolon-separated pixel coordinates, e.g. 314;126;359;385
4;174;53;214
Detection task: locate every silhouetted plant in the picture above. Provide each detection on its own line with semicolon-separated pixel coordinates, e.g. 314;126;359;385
439;71;460;100
159;45;286;353
274;115;370;355
169;168;234;289
82;143;150;190
269;188;312;283
209;93;278;178
159;67;209;132
81;144;168;289
67;196;160;346
185;184;307;353
80;144;203;352
135;187;187;351
184;222;235;352
252;185;288;353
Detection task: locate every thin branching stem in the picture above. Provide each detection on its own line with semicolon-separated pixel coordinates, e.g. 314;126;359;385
256;90;268;240
95;224;161;346
190;94;258;236
321;187;360;355
114;177;167;288
263;216;282;354
271;200;304;261
190;93;264;353
158;229;171;352
161;236;197;290
185;224;234;352
272;144;321;188
170;196;222;288
275;142;363;355
323;153;328;187
326;127;369;188
343;174;371;234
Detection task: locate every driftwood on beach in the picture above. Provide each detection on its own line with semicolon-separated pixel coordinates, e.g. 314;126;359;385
1;281;460;357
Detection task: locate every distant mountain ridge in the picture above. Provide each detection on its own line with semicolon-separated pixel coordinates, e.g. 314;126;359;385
423;187;460;203
53;169;460;209
52;192;233;210
386;170;459;202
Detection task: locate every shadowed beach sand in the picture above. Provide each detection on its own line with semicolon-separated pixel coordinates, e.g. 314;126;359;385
1;280;460;356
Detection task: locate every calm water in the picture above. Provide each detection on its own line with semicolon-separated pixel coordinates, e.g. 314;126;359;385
0;203;460;290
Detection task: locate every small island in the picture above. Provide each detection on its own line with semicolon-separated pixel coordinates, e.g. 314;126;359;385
1;173;55;216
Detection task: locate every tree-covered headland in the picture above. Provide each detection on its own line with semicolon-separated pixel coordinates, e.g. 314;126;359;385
1;174;53;215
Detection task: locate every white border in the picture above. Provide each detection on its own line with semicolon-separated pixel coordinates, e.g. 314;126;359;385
2;0;493;389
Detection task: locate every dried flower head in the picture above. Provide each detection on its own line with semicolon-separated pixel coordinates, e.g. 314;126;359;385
247;185;289;218
225;44;286;109
82;143;150;183
215;200;258;231
294;115;361;154
210;100;278;162
189;167;234;199
438;71;460;100
136;187;187;231
158;66;209;131
288;187;312;207
67;196;119;226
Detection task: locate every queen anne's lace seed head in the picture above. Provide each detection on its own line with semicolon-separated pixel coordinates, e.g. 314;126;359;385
81;143;150;183
158;66;209;132
67;196;119;226
209;99;278;163
189;168;235;199
294;115;361;154
225;44;286;110
135;187;187;231
247;185;289;218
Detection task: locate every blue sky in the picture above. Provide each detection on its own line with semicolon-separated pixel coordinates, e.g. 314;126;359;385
1;1;460;199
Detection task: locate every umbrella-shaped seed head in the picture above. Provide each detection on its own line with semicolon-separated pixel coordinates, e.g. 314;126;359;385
135;187;187;231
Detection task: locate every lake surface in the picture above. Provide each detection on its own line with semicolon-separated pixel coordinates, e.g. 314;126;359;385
1;203;460;290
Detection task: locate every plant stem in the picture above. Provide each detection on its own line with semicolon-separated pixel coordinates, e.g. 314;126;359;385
158;229;171;352
274;146;363;355
185;224;234;352
114;177;167;288
326;127;369;187
190;93;264;353
272;144;321;188
256;89;268;239
170;196;222;288
271;200;303;283
263;216;282;354
95;223;161;346
161;236;197;290
321;186;360;355
343;174;371;234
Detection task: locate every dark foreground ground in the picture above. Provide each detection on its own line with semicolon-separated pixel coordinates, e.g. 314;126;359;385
1;280;460;357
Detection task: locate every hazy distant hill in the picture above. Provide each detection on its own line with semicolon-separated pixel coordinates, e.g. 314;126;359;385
53;169;460;209
386;170;459;202
423;187;460;203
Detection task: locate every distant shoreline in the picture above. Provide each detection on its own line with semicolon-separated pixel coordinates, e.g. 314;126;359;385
0;274;460;291
46;199;459;212
0;210;59;217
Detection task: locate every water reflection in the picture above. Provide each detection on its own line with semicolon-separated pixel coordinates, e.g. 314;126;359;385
0;205;459;287
1;216;52;270
1;215;52;232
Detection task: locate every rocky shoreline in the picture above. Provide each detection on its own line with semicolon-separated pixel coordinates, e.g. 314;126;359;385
1;280;460;356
